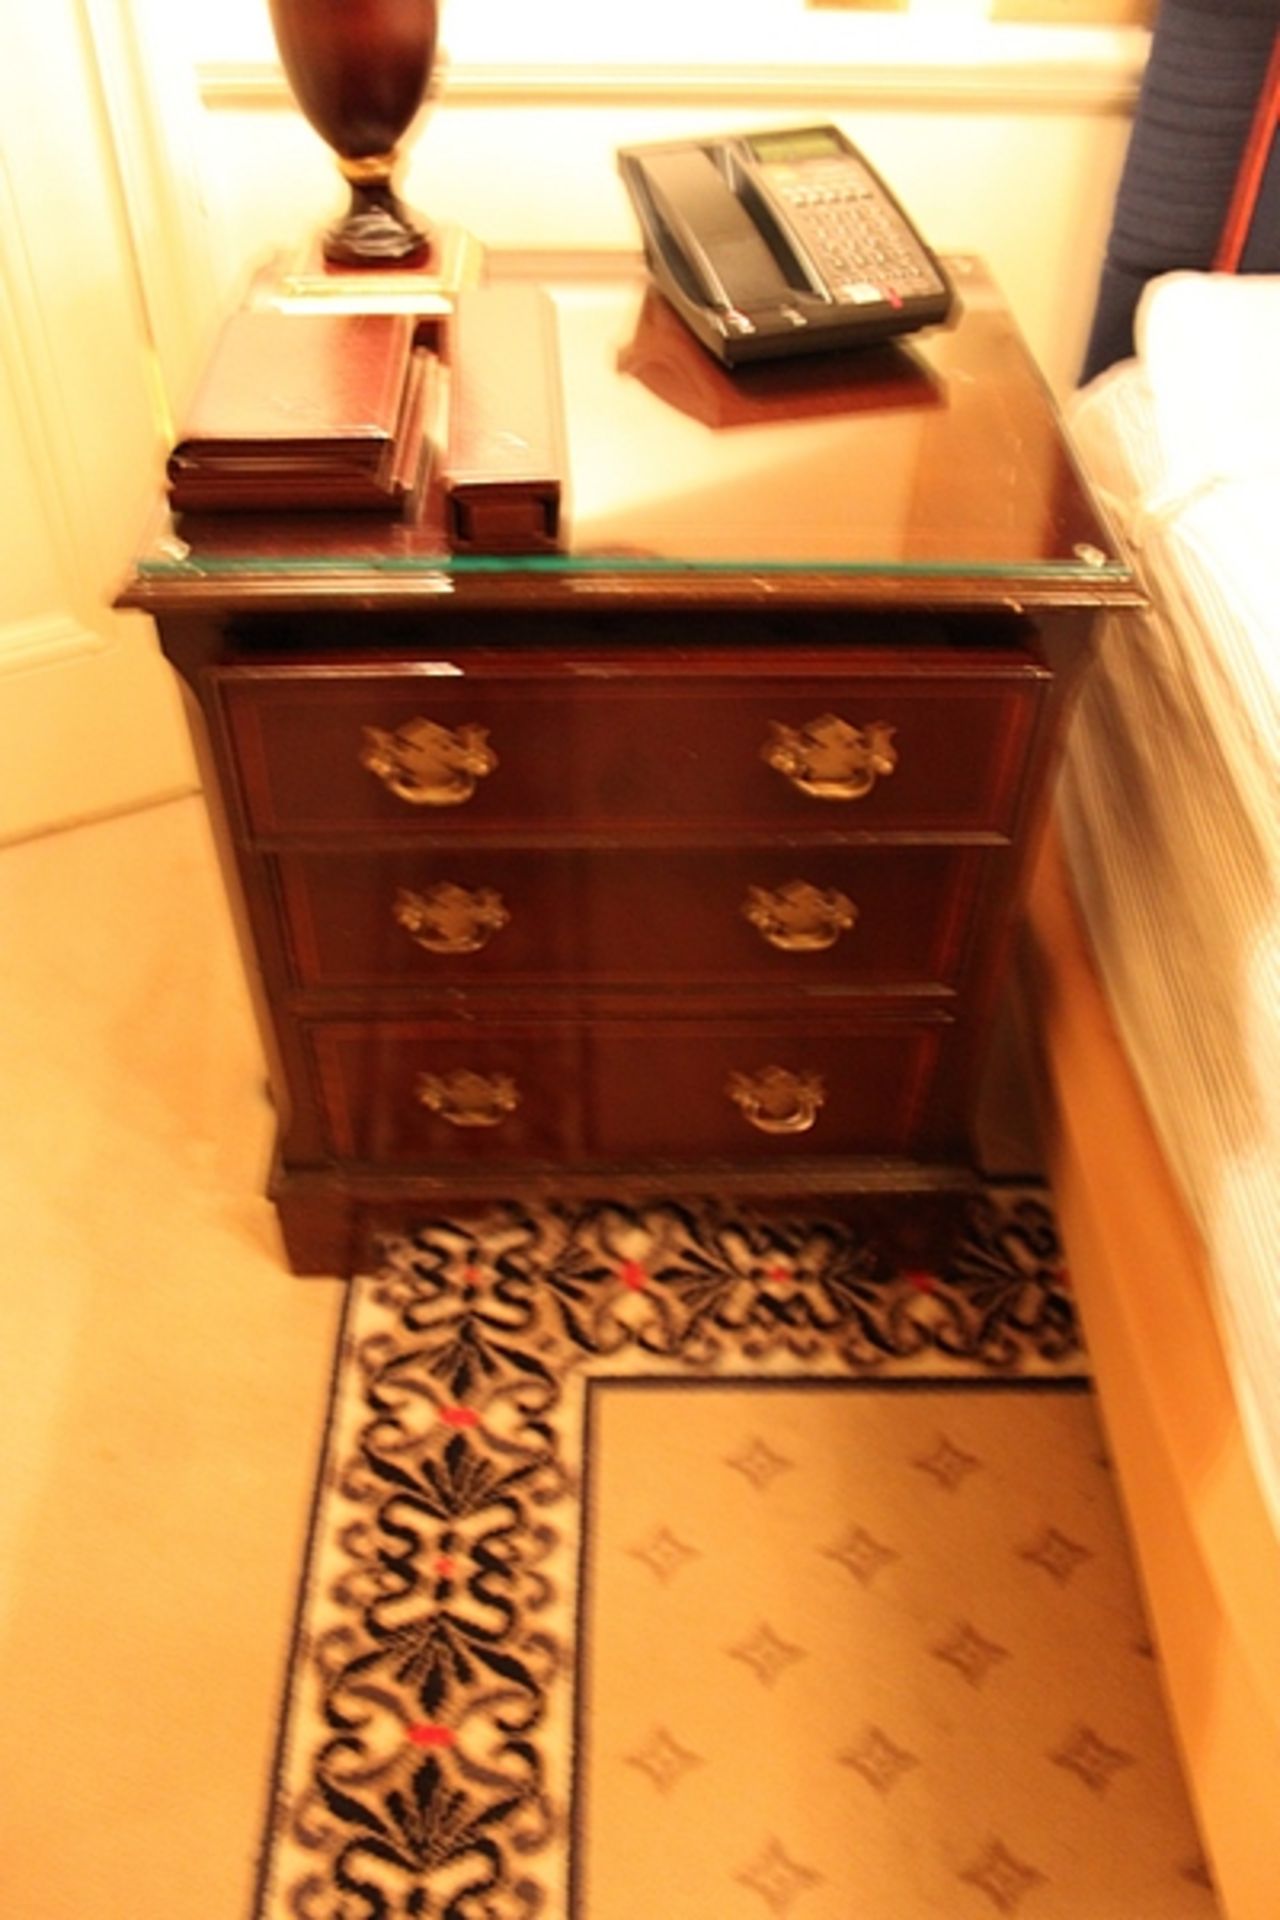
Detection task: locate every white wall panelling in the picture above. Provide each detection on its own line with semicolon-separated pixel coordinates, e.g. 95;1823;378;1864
0;1;230;840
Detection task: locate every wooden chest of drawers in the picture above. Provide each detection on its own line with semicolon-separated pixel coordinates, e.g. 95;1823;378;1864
121;259;1136;1274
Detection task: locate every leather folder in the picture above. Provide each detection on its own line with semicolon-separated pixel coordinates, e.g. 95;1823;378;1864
166;310;425;513
442;286;567;552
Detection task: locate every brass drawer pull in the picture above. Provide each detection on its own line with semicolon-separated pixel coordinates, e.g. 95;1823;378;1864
727;1066;825;1135
361;717;496;807
743;879;857;953
394;882;509;955
415;1069;519;1128
763;714;897;801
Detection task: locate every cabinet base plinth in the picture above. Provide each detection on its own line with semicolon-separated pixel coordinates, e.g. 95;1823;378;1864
269;1154;981;1278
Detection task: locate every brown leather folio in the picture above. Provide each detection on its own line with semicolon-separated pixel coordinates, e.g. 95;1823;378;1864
442;286;567;551
166;310;429;513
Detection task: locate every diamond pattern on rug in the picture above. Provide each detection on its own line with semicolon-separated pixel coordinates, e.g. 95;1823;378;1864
577;1378;1212;1919
252;1190;1218;1919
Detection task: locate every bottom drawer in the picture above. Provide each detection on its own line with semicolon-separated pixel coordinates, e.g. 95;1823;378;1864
306;1012;956;1165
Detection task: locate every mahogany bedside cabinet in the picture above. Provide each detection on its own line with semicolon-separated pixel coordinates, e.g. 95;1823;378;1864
118;257;1137;1275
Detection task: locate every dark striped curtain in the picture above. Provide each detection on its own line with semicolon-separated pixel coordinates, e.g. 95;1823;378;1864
1079;0;1280;385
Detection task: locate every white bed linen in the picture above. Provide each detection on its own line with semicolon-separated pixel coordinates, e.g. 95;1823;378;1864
1061;274;1280;1530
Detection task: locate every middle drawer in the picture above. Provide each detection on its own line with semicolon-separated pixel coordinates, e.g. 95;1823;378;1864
276;845;983;993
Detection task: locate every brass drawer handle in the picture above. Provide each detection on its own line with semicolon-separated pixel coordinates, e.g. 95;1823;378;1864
394;882;510;955
743;879;857;953
727;1066;825;1135
361;717;496;807
415;1069;519;1128
763;715;897;801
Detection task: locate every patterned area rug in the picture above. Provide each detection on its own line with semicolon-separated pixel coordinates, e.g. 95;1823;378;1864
253;1189;1218;1919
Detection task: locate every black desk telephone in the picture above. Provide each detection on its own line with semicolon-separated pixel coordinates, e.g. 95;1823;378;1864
618;124;953;368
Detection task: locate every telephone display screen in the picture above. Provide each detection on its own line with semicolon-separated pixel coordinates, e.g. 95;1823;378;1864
747;128;844;166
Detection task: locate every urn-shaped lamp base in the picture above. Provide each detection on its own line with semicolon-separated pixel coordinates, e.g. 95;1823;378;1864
267;0;440;272
327;167;431;268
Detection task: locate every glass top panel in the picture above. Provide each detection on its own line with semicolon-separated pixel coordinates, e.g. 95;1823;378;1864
134;258;1129;588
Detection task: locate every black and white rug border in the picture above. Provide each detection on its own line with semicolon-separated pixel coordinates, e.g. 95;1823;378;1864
252;1183;1082;1920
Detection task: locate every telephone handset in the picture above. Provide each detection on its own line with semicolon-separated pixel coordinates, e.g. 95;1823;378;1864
617;125;953;368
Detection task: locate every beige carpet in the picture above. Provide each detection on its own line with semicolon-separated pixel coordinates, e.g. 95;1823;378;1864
255;1197;1219;1919
0;796;345;1920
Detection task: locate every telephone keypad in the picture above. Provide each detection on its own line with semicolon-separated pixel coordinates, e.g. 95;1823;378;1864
767;160;944;304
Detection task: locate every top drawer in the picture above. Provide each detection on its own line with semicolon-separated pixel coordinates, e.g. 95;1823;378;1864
215;661;1044;840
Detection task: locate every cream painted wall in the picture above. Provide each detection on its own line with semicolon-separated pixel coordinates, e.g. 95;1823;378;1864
207;100;1133;394
191;15;1146;394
